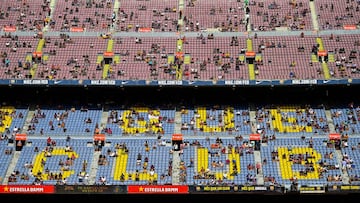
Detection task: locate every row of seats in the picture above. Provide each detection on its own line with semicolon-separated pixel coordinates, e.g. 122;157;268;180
1;0;358;32
2;136;360;186
1;33;359;81
2;104;360;137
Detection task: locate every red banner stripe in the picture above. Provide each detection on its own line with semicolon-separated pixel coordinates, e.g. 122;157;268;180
127;185;188;194
0;185;55;194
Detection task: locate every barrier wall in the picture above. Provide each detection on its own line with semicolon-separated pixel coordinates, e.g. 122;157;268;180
0;184;359;194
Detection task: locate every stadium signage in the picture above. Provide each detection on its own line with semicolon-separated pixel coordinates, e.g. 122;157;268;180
56;185;125;194
0;185;55;194
158;80;183;85
299;186;325;193
6;78;360;86
190;185;282;193
224;80;250;85
292;79;317;85
23;79;48;85
203;186;232;191
240;186;254;191
90;80;116;85
127;185;188;194
254;186;267;191
340;185;360;190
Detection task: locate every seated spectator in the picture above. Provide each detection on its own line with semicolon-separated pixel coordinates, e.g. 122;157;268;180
65;145;73;152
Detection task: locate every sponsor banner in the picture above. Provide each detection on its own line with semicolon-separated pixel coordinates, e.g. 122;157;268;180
88;80;116;85
138;27;152;32
299;186;325;194
32;51;42;57
116;80;147;86
317;50;327;56
291;79;317;85
156;80;183;86
70;27;84;32
94;133;106;141
249;133;261;141
0;185;54;194
127;185;188;194
50;80;80;86
205;28;221;32
172;133;183;141
327;185;360;193
104;51;114;57
343;25;357;30
329;133;341;140
0;79;11;85
3;25;16;32
317;79;360;85
56;185;126;194
187;80;214;86
326;185;339;192
219;80;250;86
340;185;360;191
15;133;27;141
254;80;274;86
189;185;283;193
200;185;233;192
1;78;360;87
245;51;256;57
275;27;289;31
23;79;49;85
282;80;294;85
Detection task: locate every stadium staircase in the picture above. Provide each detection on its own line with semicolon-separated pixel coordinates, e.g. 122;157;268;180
309;0;320;31
1;106;33;185
254;150;264;185
245;4;251;32
2;151;21;185
171;151;181;185
29;39;45;78
177;0;185;32
170;110;184;184
250;107;265;184
335;150;350;184
42;0;57;32
100;110;109;135
102;40;114;79
22;109;35;134
174;111;182;135
110;0;121;32
325;108;350;184
84;110;110;184
325;110;336;133
88;148;101;185
176;39;183;80
249;109;257;133
246;38;256;80
316;37;331;79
